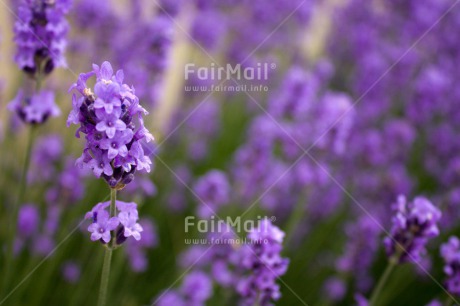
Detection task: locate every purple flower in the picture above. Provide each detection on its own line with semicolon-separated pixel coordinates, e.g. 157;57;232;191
87;209;119;243
87;150;113;177
156;292;185;306
85;200;144;244
355;293;369;306
180;271;212;303
13;0;72;75
8;90;60;125
95;109;126;139
17;204;39;238
85;201;110;220
323;277;346;301
118;208;143;241
33;234;55;256
67;61;153;188
62;261;81;283
441;236;460;295
336;215;381;291
193;170;230;218
155;271;212;306
100;130;133;159
384;195;441;263
30;135;63;182
125;218;158;272
236;219;289;306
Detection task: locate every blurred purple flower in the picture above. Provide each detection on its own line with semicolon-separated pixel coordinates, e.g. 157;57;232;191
156;271;212;306
441;236;460;296
17;204;39;238
180;271;213;303
13;0;72;75
125;218;158;272
384;195;441;263
62;261;81;283
323;277;346;301
8;90;60;125
193;170;230;218
236;219;289;306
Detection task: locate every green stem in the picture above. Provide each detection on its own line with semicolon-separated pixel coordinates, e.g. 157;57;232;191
2;125;36;296
97;188;116;306
98;248;113;306
368;257;398;306
285;193;307;245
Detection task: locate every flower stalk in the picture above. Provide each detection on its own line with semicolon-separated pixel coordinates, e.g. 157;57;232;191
368;255;398;306
2;125;36;295
97;188;117;306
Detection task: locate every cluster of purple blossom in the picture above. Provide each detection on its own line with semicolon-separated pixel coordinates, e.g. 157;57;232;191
236;219;290;305
384;196;441;263
6;0;460;304
441;237;460;296
8;0;72;125
322;0;460;295
159;219;289;306
85;200;143;245
67;61;154;188
14;0;71;76
8;89;59;125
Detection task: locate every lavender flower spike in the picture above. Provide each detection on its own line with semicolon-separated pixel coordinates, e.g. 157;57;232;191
441;236;460;296
14;0;72;76
237;219;289;306
384;195;441;263
67;61;154;189
8;90;60;125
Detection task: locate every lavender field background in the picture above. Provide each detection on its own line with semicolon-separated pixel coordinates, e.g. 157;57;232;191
1;0;460;305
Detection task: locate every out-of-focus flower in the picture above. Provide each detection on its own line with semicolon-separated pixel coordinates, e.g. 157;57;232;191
8;90;60;125
67;61;153;188
323;277;346;302
384;195;441;263
155;271;212;306
336;215;381;291
62;261;81;283
193;170;230;218
236;219;289;306
180;271;213;303
441;236;460;296
425;299;442;306
14;0;72;76
355;293;369;306
125;218;158;272
17;204;39;238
